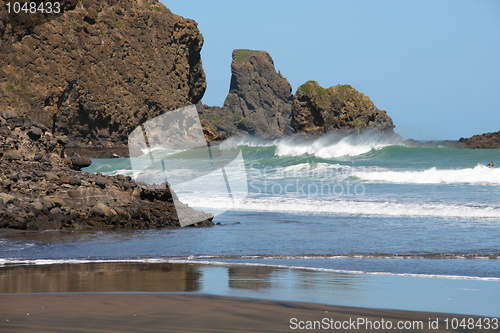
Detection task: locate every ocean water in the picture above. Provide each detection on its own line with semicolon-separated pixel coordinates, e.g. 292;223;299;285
1;132;499;315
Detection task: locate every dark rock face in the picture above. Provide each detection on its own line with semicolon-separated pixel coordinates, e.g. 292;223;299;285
221;49;294;138
199;118;229;142
0;113;213;230
0;0;206;148
404;139;466;149
197;102;251;141
459;131;500;149
292;81;395;135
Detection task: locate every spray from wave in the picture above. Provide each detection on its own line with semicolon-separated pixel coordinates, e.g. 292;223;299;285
225;130;402;158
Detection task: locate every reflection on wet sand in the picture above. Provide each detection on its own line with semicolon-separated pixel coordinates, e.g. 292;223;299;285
0;262;362;295
293;269;362;291
228;265;280;290
1;262;498;316
0;262;201;293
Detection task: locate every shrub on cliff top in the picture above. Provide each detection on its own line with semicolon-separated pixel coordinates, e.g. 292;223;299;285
233;49;269;62
299;81;326;96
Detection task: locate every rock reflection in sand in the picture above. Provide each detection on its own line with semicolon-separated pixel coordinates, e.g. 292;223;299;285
228;265;280;290
0;262;361;295
0;262;202;293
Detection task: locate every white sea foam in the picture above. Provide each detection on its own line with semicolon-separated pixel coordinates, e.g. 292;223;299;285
183;196;500;219
226;131;401;158
139;146;176;155
102;169;136;177
1;258;498;281
353;164;500;185
0;258;167;267
161;260;500;281
264;163;352;180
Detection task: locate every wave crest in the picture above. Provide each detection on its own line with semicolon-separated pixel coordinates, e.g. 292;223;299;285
353;164;500;185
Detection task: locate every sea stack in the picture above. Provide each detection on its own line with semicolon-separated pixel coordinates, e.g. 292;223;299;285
222;49;294;138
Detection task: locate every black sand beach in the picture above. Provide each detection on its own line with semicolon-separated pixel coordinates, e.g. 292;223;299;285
0;293;491;333
0;262;497;332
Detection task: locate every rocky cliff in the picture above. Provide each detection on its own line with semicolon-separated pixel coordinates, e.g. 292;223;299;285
217;49;294;139
0;1;214;230
0;0;205;148
459;131;500;149
292;81;395;135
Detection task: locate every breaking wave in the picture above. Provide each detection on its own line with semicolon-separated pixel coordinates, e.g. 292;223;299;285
353;164;500;185
226;131;402;158
183;196;500;219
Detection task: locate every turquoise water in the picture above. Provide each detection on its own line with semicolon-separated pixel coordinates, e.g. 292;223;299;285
1;133;499;315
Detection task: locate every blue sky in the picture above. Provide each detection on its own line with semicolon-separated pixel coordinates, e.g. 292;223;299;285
164;0;500;140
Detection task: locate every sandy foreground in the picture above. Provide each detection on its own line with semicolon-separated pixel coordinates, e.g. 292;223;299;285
0;293;492;333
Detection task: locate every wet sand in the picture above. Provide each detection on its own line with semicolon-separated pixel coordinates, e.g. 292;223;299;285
0;293;490;332
0;262;497;332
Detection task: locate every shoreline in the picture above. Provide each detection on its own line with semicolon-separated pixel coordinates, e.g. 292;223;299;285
0;293;493;333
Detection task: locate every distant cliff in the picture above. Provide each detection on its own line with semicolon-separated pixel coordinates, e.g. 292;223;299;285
0;0;206;148
292;81;395;135
199;49;293;139
459;131;500;149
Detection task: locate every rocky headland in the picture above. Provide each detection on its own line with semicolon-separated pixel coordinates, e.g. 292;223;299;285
0;0;214;230
0;110;213;230
403;131;500;149
459;131;500;149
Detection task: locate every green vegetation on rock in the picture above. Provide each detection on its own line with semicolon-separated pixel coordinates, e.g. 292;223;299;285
5;83;21;93
233;49;268;62
199;107;247;133
299;81;326;96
